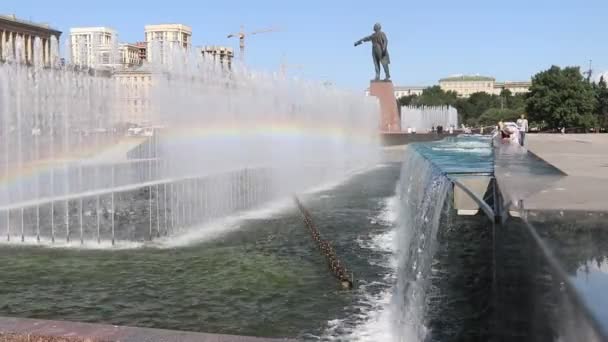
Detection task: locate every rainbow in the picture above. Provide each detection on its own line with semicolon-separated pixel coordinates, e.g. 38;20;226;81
0;120;378;189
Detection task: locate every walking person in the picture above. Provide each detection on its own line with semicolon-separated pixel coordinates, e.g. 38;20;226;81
516;114;528;146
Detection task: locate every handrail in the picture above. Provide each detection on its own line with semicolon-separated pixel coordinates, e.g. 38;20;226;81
450;176;496;221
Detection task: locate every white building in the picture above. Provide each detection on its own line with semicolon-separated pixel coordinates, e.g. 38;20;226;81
70;27;118;68
200;45;234;68
144;24;192;65
119;43;141;67
493;81;531;95
365;85;426;98
0;14;62;66
439;75;531;97
439;75;496;97
112;67;156;125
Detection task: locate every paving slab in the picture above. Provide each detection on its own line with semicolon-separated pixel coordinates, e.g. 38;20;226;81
0;317;294;342
526;134;608;179
496;134;608;211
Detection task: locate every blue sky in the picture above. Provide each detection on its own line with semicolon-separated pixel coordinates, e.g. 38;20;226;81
4;0;607;90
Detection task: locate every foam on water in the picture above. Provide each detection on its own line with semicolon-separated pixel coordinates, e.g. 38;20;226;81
321;194;399;341
322;144;454;342
151;197;295;248
0;236;144;250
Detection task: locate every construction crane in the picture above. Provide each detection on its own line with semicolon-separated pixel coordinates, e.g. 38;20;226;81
227;25;280;63
279;55;304;76
583;59;593;82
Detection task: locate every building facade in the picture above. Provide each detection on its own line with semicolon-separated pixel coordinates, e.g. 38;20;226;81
119;43;141;67
493;81;531;95
439;75;496;97
0;14;61;66
135;41;147;61
439;75;531;97
112;67;156;125
144;24;192;65
70;27;118;68
200;45;234;68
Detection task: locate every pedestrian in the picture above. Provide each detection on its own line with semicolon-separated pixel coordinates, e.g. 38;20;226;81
516;114;528;146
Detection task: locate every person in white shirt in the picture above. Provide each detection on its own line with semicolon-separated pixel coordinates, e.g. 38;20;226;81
516;114;528;146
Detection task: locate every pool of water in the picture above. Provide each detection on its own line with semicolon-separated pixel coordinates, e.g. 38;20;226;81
412;135;493;175
0;164;402;339
0;136;503;341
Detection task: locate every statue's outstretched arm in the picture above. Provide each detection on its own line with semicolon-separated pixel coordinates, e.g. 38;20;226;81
354;35;372;46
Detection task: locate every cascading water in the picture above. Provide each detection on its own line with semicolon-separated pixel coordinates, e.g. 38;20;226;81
390;149;452;341
329;137;492;342
322;147;452;342
0;38;380;246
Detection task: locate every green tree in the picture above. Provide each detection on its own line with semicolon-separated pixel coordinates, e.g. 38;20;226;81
455;92;501;124
416;86;458;107
526;66;598;129
398;94;418;107
499;89;513;99
507;93;527;113
596;76;608;128
477;108;519;126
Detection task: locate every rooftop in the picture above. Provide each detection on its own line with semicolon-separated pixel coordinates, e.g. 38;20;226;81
70;27;117;34
144;24;192;32
0;14;60;34
394;85;427;90
495;81;532;86
439;75;496;82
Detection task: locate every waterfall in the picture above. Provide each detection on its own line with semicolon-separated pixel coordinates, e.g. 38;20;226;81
390;146;452;341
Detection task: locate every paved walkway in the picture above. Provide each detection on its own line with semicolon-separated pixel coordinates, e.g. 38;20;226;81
526;134;608;179
496;134;608;211
0;317;294;342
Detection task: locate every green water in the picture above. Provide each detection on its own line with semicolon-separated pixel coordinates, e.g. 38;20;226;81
0;164;401;339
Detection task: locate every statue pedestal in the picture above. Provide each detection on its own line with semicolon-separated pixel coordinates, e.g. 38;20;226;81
369;80;400;132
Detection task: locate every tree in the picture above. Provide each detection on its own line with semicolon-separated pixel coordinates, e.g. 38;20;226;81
596;76;608;128
477;108;519;126
398;94;417;107
500;89;513;99
454;92;500;124
416;86;459;107
526;66;598;129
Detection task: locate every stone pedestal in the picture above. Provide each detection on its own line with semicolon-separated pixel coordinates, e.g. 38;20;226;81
369;80;400;132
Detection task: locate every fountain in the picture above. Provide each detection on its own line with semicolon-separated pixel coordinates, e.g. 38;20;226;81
401;105;458;132
4;34;601;342
0;37;380;246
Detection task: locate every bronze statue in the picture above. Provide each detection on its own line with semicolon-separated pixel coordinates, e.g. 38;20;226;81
354;23;391;81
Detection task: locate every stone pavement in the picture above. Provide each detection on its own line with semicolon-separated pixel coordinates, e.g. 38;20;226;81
0;317;294;342
526;134;608;179
496;134;608;211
